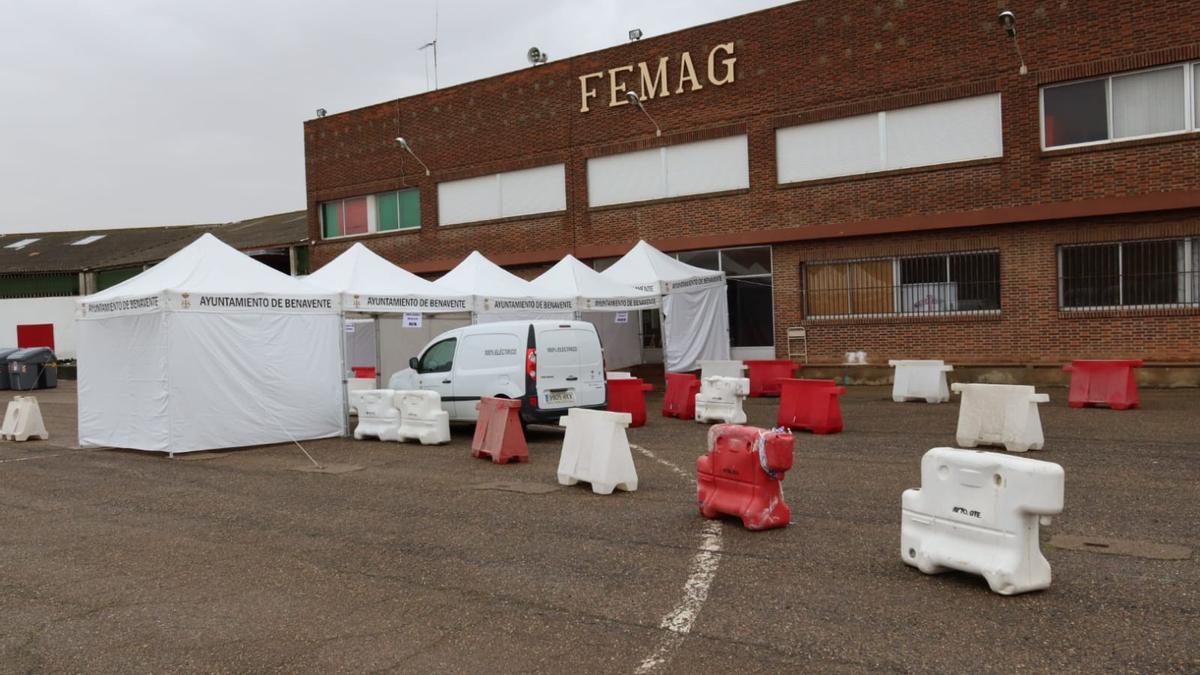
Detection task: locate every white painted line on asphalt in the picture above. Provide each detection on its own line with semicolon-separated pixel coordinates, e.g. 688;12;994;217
0;449;88;464
635;520;724;674
631;444;694;483
630;444;724;675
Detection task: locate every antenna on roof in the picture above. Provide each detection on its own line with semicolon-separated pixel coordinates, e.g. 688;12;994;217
418;1;440;90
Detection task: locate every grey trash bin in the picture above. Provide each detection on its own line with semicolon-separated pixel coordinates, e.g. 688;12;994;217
7;347;57;391
0;347;18;390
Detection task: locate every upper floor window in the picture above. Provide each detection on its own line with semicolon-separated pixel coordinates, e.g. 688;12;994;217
437;163;566;227
1058;237;1199;310
775;94;1003;183
1041;63;1200;149
587;136;749;207
321;188;420;239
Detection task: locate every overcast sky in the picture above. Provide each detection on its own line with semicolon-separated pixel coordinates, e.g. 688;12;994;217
0;0;791;234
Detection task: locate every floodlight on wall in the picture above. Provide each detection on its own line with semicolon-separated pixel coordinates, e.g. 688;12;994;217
625;91;661;137
395;137;431;176
998;9;1028;75
628;28;643;41
527;46;548;65
316;108;327;118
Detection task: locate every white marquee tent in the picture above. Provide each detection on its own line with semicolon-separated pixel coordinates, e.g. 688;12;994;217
306;242;477;386
306;242;471;314
530;254;660;369
600;240;731;372
76;234;345;454
434;251;575;321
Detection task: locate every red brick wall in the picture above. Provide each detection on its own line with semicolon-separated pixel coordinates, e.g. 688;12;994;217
303;0;1200;363
775;211;1200;364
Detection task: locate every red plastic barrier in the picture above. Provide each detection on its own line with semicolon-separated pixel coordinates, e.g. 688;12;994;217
472;397;529;464
351;366;376;379
744;360;800;397
607;377;654;428
662;373;701;419
1063;359;1143;410
697;424;794;530
776;378;846;434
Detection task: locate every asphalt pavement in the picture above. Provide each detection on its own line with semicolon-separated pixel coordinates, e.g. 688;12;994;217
0;382;1197;673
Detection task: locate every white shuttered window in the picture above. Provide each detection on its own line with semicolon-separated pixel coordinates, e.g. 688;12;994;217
587;135;749;207
775;94;1004;184
438;163;566;226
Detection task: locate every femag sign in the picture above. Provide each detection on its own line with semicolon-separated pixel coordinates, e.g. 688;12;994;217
577;42;736;113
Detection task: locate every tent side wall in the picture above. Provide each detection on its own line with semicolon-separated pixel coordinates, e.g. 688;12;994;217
165;312;345;453
77;312;172;451
662;286;732;372
582;310;642;370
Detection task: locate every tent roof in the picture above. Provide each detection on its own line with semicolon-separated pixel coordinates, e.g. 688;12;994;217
307;243;444;296
432;251;540;298
84;233;325;302
599;240;724;293
530;255;659;309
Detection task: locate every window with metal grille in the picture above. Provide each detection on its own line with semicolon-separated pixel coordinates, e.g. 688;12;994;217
0;273;80;299
1058;237;1199;310
803;250;1000;318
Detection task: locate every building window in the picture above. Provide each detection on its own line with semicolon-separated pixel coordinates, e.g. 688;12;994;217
437;164;567;226
803;250;1000;318
775;94;1003;183
1041;62;1197;149
675;246;774;348
587;136;749;207
320;189;420;239
1058;237;1199;310
0;273;80;299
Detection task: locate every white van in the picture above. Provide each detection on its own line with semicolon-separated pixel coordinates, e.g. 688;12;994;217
408;320;607;423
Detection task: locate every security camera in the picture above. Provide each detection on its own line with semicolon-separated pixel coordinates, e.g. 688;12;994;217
394;137;410;150
625;91;641;106
998;10;1017;38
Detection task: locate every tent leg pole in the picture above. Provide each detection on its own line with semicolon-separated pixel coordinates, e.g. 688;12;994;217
339;315;351;438
374;313;383;388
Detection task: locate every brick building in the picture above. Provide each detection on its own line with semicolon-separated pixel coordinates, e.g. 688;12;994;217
304;0;1200;368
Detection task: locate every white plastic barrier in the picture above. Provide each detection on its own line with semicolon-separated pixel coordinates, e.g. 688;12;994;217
346;378;376;414
889;359;954;403
557;408;638;495
1;396;49;442
902;447;1064;595
606;371;633;380
695;376;750;424
395;390;451;445
952;383;1048;453
699;360;746;381
352;389;401;441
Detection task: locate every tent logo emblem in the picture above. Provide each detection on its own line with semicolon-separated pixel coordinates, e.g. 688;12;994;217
181;293;191;309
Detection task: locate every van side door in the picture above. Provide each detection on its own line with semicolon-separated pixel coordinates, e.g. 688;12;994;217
453;332;524;421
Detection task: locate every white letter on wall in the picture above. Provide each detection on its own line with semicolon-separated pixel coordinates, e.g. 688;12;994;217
608;65;635;107
676;51;703;94
707;42;736;86
639;57;670;100
579;72;603;113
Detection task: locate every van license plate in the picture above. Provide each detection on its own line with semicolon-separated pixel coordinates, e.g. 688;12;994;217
545;389;576;406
